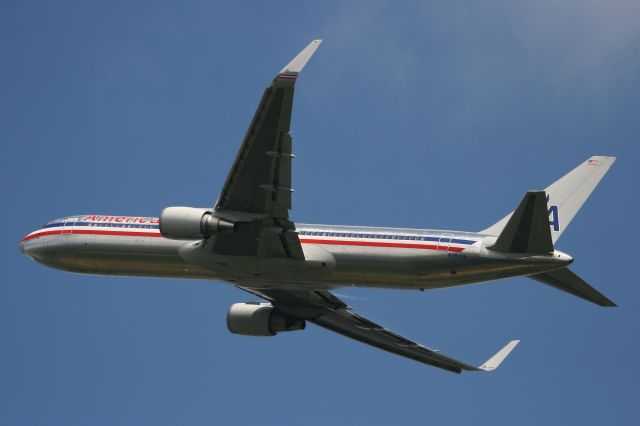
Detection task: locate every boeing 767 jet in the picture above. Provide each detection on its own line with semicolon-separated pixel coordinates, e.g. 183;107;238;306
20;40;616;373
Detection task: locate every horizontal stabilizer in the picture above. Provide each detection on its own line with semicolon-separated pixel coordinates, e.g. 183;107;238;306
478;340;520;372
489;191;553;254
529;268;616;307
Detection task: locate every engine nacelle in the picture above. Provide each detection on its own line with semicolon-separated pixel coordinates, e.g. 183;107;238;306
159;206;234;239
227;302;306;336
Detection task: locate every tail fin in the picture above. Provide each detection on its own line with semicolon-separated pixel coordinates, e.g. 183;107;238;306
482;156;616;243
529;267;616;307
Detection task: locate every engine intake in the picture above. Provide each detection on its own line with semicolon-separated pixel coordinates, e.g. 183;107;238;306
160;206;234;239
227;302;306;336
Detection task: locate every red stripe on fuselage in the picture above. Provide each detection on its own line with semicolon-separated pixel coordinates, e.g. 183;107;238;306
298;238;466;253
20;229;163;242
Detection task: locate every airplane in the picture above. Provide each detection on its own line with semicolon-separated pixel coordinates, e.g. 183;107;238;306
19;40;617;374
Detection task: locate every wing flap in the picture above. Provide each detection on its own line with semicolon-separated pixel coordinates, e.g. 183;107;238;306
311;309;474;373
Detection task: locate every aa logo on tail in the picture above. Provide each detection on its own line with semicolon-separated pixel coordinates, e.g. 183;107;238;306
546;194;560;231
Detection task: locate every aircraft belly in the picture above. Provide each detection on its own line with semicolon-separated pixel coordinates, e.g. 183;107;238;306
87;236;218;278
314;245;541;290
327;246;423;284
23;234;216;279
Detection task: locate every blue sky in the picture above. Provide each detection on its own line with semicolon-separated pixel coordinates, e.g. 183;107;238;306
2;1;639;424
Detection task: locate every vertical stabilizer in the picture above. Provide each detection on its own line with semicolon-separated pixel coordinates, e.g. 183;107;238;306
483;156;616;243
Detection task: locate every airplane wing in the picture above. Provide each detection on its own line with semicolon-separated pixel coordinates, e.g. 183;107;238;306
210;40;322;259
241;287;520;373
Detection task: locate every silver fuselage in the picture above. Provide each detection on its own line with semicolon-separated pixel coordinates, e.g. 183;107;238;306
20;215;572;291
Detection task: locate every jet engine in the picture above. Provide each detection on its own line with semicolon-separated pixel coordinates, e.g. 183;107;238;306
227;302;306;336
159;206;234;239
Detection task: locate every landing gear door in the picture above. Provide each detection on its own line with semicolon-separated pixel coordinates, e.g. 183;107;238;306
437;233;454;252
61;217;78;234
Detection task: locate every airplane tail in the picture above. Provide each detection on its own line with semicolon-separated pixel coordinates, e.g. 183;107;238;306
482;156;616;243
483;157;617;307
485;190;617;306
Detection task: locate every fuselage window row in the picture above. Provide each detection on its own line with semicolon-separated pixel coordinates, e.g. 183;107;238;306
299;230;432;241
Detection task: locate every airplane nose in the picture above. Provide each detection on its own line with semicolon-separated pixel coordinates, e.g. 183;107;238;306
19;237;32;258
19;234;40;260
19;236;52;265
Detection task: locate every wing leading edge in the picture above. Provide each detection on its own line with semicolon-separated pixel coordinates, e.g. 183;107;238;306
241;287;519;373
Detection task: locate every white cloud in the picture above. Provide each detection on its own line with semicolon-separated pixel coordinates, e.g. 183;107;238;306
317;1;420;91
501;0;640;89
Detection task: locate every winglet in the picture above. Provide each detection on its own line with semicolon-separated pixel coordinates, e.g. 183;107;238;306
478;340;520;372
278;40;322;79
